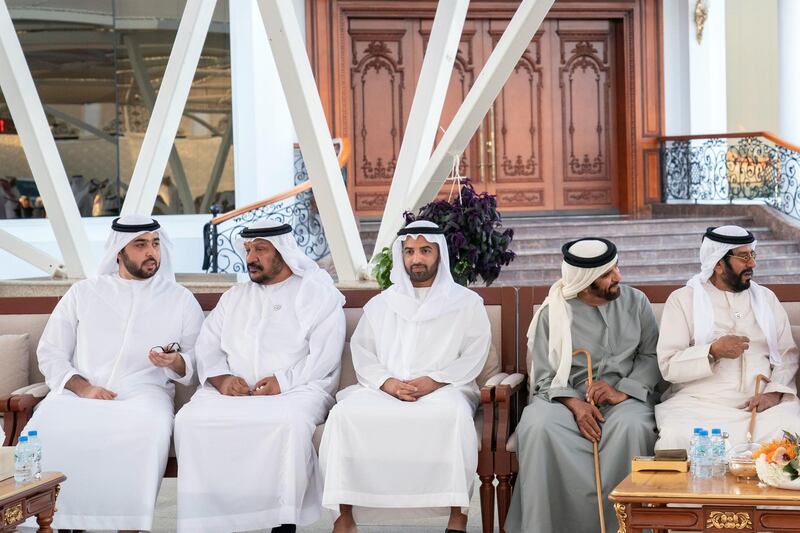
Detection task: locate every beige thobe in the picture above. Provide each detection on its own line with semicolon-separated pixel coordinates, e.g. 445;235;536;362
656;282;800;450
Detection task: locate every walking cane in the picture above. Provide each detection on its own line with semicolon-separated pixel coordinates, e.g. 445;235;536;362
746;374;771;444
573;348;606;533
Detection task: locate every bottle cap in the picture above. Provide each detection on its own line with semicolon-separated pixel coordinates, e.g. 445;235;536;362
28;430;37;437
693;427;703;433
711;428;721;434
18;436;28;442
700;430;708;436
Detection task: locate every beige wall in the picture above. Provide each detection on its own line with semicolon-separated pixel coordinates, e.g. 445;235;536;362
725;0;779;134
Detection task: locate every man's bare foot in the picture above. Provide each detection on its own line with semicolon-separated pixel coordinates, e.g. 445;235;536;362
332;504;357;533
446;507;467;531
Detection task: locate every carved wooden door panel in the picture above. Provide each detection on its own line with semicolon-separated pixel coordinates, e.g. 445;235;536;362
550;19;618;210
345;16;620;216
347;18;417;215
485;20;555;211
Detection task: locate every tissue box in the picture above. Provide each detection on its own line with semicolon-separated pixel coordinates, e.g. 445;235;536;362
0;447;13;481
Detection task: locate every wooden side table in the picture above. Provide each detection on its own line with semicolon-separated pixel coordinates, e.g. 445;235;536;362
0;472;66;533
609;471;800;532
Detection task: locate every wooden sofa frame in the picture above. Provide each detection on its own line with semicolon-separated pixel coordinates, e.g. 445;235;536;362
0;286;517;533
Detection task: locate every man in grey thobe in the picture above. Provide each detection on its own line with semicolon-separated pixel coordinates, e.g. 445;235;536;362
506;237;661;533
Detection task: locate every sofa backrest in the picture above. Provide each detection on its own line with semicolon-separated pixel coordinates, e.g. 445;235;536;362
0;287;516;411
519;285;800;391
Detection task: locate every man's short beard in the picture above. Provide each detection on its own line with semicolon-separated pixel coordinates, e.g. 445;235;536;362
247;254;286;284
405;256;440;283
722;257;752;292
588;281;621;302
120;250;159;279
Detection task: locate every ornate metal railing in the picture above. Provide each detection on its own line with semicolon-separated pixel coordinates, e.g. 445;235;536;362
662;131;800;219
202;138;351;273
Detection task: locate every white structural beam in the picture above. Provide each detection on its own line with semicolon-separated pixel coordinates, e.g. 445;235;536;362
257;0;367;281
406;0;555;214
124;34;195;214
121;0;217;217
0;229;66;277
0;0;94;277
229;0;296;207
372;0;470;259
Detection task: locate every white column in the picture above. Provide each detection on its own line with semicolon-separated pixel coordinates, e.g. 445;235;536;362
779;0;800;145
688;0;727;134
229;0;295;208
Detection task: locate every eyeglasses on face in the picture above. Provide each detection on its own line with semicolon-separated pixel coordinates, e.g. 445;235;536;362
726;251;757;262
150;342;182;354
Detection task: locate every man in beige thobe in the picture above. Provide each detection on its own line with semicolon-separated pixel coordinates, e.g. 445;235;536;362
656;225;800;449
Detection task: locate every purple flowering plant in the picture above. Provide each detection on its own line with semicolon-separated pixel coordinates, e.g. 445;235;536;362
372;180;515;288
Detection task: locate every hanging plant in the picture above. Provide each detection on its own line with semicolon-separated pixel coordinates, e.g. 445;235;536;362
371;180;515;288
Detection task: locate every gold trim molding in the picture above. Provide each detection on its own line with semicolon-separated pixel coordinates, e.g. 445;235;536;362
706;510;753;529
3;502;24;526
613;502;628;533
695;0;708;44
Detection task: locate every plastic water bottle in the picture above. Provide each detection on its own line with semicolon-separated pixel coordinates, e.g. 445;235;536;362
710;428;726;477
693;430;713;479
689;427;703;475
27;430;42;480
13;436;32;483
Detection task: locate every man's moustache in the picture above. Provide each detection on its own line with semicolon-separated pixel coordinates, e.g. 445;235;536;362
247;263;262;270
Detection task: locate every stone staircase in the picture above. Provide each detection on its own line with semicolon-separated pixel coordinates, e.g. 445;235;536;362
359;215;800;286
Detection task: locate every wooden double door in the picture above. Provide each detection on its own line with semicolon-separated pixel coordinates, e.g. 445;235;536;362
308;1;665;218
347;17;619;216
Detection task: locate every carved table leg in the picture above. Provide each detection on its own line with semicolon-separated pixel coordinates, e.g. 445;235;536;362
36;508;54;533
613;502;628;533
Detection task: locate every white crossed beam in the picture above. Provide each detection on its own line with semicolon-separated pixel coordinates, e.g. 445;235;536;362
0;0;552;281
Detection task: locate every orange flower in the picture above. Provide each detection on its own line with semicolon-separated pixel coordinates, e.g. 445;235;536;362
754;439;798;463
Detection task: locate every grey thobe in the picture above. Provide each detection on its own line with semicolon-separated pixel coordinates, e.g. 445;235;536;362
506;285;661;533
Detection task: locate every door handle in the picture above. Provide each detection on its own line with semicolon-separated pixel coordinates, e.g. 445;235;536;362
488;105;497;182
478;119;486;183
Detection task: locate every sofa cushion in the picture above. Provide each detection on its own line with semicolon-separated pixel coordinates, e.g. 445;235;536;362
0;334;30;396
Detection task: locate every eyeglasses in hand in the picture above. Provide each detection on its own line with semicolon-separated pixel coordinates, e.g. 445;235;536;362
150;342;182;354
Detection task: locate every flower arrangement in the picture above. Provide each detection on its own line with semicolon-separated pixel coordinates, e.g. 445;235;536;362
371;180;516;288
754;431;800;489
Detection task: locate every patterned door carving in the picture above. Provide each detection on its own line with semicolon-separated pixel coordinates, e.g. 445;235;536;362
345;17;620;216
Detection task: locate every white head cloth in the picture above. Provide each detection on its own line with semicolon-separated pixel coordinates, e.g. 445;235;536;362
686;225;780;367
234;219;344;330
527;238;618;389
96;214;175;281
385;220;478;322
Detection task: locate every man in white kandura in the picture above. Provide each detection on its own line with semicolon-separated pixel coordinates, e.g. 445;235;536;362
656;225;800;449
174;219;346;533
23;214;204;532
320;219;491;533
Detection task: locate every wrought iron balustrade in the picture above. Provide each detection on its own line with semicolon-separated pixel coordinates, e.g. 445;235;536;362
661;131;800;219
202;138;351;273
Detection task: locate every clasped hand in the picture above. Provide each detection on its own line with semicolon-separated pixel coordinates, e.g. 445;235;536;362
381;376;444;401
212;375;282;396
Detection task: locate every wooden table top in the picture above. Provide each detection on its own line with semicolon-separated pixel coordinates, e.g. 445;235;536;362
0;472;65;504
610;471;800;506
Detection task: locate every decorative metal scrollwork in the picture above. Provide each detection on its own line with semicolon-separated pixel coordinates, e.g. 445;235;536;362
705;510;752;529
205;146;330;274
662;135;800;220
612;503;628;533
3;502;23;526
